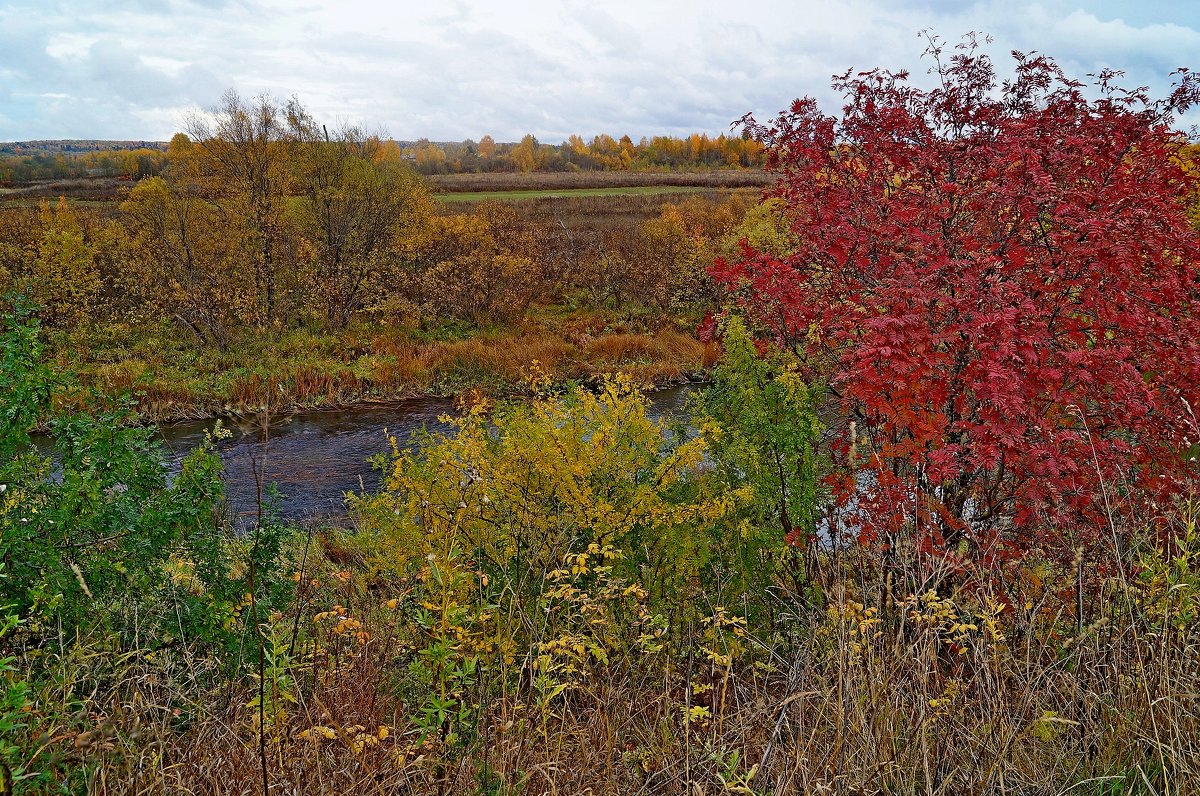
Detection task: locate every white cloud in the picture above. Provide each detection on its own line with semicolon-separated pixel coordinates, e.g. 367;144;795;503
0;0;1195;141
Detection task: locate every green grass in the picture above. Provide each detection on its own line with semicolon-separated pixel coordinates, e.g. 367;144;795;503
435;185;714;202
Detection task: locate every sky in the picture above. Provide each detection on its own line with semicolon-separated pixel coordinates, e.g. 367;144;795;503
0;0;1197;143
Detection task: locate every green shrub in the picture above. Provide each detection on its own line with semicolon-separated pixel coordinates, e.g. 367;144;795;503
0;297;294;650
694;314;826;612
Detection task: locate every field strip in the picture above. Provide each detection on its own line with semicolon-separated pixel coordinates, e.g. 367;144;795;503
434;185;719;202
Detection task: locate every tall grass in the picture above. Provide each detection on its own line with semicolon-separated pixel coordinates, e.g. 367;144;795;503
66;323;712;422
28;381;1199;795
68;531;1200;795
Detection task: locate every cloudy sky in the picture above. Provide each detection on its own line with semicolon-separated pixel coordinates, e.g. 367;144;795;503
0;0;1196;143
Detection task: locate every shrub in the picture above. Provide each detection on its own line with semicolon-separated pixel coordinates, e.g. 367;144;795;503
0;300;292;648
716;36;1200;565
695;315;825;606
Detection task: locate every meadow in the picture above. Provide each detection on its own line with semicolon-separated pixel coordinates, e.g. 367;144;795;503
426;169;774;192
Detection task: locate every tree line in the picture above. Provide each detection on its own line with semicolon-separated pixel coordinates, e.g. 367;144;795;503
402;130;765;174
0;148;169;184
1;122;764;187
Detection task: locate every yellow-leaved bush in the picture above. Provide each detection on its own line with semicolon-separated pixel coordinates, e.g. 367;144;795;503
343;375;748;747
354;374;741;600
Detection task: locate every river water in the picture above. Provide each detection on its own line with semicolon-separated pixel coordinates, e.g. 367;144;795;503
155;384;697;525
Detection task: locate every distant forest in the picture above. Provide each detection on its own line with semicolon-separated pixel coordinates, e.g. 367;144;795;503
0;131;764;184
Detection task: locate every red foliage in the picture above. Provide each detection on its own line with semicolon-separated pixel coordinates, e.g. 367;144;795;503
714;35;1200;562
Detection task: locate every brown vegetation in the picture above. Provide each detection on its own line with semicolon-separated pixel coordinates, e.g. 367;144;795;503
30;387;1200;794
80;565;1200;795
0;125;764;419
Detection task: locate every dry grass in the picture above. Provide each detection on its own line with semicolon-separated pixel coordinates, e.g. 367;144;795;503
225;367;364;413
582;331;709;384
73;545;1200;795
436;189;758;234
0;176;127;203
109;324;711;422
23;394;1199;794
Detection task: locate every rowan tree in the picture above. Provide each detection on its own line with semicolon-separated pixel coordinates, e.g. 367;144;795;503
714;36;1200;564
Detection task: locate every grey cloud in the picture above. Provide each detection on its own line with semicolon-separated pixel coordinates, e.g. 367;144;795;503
1040;11;1199;70
60;0;259;14
1;0;1197;141
0;13;61;82
86;39;182;105
564;4;644;58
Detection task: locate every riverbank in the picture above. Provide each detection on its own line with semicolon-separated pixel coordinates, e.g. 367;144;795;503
52;310;718;423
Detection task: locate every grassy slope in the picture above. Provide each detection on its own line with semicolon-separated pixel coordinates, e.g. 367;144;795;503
62;309;717;422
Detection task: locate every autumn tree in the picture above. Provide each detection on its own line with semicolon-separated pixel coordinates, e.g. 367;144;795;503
286;103;431;329
118;131;262;346
412;138;448;174
185;90;292;325
0;208;44;298
511;134;538;172
478;134;496;161
715;36;1200;564
637;205;709;309
631;196;746;311
720;197;798;259
400;203;543;324
120;172;250;348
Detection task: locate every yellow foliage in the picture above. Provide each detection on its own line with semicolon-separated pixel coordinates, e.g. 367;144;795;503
359;374;729;579
26;199;101;327
722;197;799;259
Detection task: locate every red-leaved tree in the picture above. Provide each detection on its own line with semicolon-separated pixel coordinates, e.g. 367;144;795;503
714;35;1200;566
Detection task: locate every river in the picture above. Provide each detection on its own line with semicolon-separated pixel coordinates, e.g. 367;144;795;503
155;384;697;525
